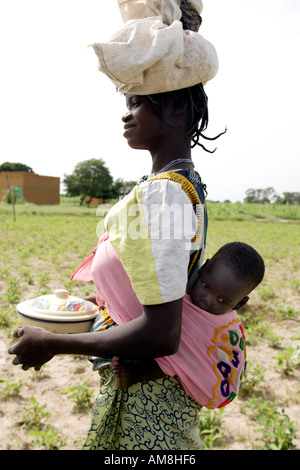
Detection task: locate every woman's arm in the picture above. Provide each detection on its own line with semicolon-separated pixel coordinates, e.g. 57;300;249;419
8;298;183;370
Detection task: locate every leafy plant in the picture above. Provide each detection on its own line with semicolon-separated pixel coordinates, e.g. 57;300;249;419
0;378;23;397
29;426;67;450
198;408;225;449
21;397;51;429
239;363;266;398
277;305;299;321
273;347;299;375
20;268;34;286
264;330;283;348
246;397;297;450
257;285;276;302
37;272;50;288
291;279;300;292
241;311;274;346
5;277;21;303
0;306;11;328
62;381;95;413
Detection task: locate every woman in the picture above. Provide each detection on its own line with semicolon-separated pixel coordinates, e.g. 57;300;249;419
9;1;222;450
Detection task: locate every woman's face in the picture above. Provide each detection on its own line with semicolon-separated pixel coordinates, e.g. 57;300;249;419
122;94;168;151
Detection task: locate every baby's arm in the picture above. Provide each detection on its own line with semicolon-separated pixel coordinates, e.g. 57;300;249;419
111;357;166;389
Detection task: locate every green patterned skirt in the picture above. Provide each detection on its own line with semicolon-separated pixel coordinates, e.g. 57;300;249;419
83;367;202;450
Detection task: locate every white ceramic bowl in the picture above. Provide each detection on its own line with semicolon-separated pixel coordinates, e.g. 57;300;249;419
16;289;99;334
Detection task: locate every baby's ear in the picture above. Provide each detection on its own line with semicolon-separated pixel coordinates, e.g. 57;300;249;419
234;296;249;311
200;259;210;272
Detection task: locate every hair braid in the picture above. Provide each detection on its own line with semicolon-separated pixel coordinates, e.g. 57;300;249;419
179;0;202;32
146;3;226;153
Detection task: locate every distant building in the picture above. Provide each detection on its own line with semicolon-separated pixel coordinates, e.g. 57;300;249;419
0;171;60;205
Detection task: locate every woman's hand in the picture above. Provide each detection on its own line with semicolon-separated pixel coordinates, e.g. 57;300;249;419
8;326;55;371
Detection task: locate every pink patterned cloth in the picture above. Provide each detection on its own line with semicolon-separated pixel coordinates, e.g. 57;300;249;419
72;234;246;408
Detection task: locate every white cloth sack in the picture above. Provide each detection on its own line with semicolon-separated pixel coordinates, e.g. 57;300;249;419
91;0;218;94
118;0;203;25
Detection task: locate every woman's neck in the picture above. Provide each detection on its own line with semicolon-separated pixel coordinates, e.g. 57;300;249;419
150;142;193;174
151;157;194;175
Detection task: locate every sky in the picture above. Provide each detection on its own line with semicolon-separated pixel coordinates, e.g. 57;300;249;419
0;0;299;202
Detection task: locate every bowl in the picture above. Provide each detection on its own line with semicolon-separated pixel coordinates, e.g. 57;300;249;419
16;289;99;334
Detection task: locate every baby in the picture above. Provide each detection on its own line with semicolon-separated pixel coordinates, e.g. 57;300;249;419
111;241;265;400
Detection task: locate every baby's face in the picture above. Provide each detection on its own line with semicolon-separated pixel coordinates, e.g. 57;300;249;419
191;261;250;315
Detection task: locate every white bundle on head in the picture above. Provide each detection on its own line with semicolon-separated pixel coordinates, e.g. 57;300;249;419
91;0;218;94
118;0;203;26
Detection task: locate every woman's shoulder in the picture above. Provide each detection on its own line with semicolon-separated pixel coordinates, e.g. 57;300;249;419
140;169;203;193
139;169;206;208
136;176;194;213
139;169;203;185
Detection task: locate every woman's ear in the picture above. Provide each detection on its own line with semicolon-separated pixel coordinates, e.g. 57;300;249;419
172;94;188;116
233;296;249;311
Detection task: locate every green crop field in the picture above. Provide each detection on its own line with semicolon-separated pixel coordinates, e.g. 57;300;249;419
0;200;299;450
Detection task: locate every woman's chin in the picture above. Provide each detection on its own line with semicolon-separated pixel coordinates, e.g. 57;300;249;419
125;139;147;151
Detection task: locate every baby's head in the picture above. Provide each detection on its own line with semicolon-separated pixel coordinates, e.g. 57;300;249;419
191;242;265;315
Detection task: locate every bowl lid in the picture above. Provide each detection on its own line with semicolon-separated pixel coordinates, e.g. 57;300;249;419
17;289;99;322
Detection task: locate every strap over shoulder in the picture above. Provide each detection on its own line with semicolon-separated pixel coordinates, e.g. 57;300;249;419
148;171;203;276
148;171;200;206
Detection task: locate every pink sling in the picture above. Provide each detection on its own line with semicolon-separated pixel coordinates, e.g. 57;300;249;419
72;234;246;408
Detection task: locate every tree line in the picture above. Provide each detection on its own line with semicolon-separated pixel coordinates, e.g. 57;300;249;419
0;162;34;173
64;160;299;204
244;187;300;205
1;160;299;204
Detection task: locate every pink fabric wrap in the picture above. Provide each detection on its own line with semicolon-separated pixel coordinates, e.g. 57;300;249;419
72;235;246;408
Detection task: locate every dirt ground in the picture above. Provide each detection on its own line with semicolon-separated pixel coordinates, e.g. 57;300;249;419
1;244;299;450
1;314;299;450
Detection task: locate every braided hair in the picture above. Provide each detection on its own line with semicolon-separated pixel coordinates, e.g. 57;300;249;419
146;1;226;153
179;0;202;32
147;82;226;153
